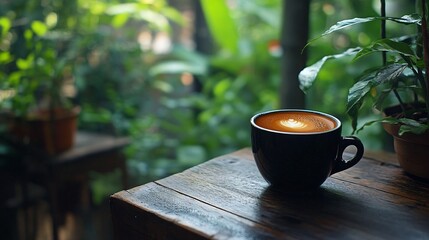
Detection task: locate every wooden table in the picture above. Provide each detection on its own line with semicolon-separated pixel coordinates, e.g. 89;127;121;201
110;148;429;239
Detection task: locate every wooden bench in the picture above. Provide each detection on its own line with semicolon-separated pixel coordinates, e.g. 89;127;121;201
110;148;429;239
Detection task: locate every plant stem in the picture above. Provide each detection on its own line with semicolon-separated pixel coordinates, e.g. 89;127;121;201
421;0;429;123
393;89;407;115
401;54;424;105
381;0;387;66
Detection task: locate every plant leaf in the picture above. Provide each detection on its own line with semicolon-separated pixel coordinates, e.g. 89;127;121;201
346;72;381;133
374;63;408;84
391;14;422;25
306;15;422;47
323;17;379;36
299;47;360;92
201;0;239;54
399;124;428;135
354;39;416;61
373;88;391;111
324;15;421;36
346;63;408;129
384;118;429;135
355;118;385;133
347;79;373;115
357;116;428;135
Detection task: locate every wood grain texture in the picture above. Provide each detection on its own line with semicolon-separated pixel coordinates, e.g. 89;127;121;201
111;148;429;240
111;183;283;239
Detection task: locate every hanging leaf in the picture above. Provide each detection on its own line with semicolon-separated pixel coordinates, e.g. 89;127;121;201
299;47;360;92
306;15;422;47
325;15;421;36
201;0;239;54
347;79;373;120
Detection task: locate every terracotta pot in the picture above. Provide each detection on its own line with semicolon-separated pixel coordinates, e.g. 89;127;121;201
9;107;80;155
382;122;429;180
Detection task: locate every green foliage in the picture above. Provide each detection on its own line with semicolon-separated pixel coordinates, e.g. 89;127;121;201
299;2;429;136
0;17;76;116
124;0;282;183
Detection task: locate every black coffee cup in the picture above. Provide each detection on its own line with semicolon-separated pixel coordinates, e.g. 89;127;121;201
251;109;364;192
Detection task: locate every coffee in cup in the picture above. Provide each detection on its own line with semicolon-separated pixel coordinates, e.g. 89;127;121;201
251;109;364;192
254;111;336;133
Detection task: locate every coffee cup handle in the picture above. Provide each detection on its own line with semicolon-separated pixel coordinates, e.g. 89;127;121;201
331;136;364;175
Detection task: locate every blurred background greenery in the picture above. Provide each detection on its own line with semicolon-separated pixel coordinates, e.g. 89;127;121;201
0;0;417;204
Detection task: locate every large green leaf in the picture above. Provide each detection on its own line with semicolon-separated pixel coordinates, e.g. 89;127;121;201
347;63;407;110
374;63;408;85
201;0;239;54
346;63;408;131
373;88;392;111
306;14;421;46
396;118;429;135
365;117;429;135
354;39;417;61
324;14;421;37
347;78;373;122
299;47;360;92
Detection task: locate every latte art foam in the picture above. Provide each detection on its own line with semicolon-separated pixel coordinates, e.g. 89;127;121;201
280;119;307;130
255;111;336;133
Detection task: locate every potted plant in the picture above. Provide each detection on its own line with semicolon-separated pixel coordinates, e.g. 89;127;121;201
299;0;429;180
0;19;79;154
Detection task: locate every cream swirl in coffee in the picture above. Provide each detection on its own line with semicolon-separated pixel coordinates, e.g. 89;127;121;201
280;119;307;130
255;111;336;133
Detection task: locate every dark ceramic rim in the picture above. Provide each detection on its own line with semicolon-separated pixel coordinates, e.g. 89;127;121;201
250;109;341;135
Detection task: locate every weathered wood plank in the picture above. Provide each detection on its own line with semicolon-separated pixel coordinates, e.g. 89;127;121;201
332;157;429;202
363;150;398;166
111;182;287;240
